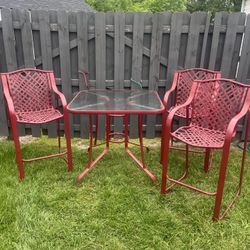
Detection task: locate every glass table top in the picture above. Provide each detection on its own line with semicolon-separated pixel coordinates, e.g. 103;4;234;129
67;89;164;114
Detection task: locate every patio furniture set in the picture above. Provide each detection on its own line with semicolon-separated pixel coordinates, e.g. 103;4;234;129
0;68;249;221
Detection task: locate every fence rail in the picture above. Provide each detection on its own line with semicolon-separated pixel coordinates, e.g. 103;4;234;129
0;9;250;139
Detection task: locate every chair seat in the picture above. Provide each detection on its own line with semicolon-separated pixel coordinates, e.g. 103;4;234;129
16;108;63;124
168;106;192;118
171;125;225;148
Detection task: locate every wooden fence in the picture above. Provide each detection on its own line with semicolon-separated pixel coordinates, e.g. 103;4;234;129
0;9;250;139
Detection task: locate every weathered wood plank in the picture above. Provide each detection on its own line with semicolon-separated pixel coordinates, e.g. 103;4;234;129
114;12;125;133
36;10;57;137
237;14;250;140
200;13;211;67
1;8;25;136
77;11;89;138
16;9;41;137
185;12;207;68
0;8;16;136
166;13;187;89
220;13;243;77
130;13;144;138
146;13;166;138
2;9;18;71
57;11;74;136
237;14;250;82
208;12;225;70
95;12;106;139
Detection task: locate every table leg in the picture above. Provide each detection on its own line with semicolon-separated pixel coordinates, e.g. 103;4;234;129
125;114;156;182
77;114;109;183
77;114;156;184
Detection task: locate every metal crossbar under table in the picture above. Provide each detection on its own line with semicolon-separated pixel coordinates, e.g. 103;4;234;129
67;89;165;184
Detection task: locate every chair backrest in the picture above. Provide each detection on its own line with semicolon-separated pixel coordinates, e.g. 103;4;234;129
191;79;249;132
174;68;221;107
78;70;89;89
1;68;54;113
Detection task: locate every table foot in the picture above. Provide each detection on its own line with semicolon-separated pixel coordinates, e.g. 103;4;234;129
77;147;109;184
125;148;157;182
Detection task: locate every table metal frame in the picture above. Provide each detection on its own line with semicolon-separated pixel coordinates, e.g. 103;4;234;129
67;89;165;184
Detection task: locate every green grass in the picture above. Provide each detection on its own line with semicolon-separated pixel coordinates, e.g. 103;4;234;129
0;137;250;249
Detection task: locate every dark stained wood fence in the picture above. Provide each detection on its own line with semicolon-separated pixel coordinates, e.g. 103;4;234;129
0;9;250;139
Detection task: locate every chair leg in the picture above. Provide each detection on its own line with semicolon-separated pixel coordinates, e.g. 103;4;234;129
238;111;250;195
94;115;98;146
185;144;189;172
11;122;25;180
138;114;146;168
213;113;250;221
106;115;111;149
57;119;61;153
204;148;211;173
63;111;73;172
160;111;167;163
161;123;171;194
124;115;129;149
213;143;231;221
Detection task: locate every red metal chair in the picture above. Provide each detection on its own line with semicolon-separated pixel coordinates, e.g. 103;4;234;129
161;78;250;221
0;68;73;180
161;68;221;168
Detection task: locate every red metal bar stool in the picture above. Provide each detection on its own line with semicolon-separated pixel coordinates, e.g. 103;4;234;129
0;68;73;180
161;68;221;172
161;78;250;221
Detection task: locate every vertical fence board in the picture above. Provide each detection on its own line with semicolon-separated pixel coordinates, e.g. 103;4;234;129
237;14;250;82
114;12;125;133
1;8;25;136
12;10;27;135
237;14;250;140
166;13;186;90
146;13;164;138
209;12;224;70
17;9;41;137
200;13;211;67
77;11;89;138
36;10;57;137
130;13;144;138
95;12;106;138
185;12;207;68
57;11;74;136
220;13;242;77
0;8;15;136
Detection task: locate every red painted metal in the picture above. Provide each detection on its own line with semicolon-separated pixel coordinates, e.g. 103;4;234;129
161;78;250;221
79;70;98;145
0;68;73;180
68;89;164;184
161;68;221;162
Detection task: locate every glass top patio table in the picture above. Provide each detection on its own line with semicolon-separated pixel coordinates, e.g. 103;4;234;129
67;89;164;114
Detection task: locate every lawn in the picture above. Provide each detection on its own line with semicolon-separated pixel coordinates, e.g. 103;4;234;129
0;136;250;249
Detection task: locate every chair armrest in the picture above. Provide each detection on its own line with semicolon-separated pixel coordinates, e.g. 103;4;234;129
49;72;67;110
224;95;250;143
163;72;178;107
165;82;198;133
0;75;17;120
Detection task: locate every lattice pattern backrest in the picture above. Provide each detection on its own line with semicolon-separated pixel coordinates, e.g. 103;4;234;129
191;79;247;132
176;69;218;106
7;70;53;113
